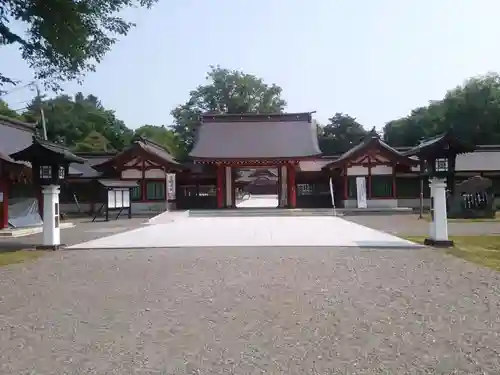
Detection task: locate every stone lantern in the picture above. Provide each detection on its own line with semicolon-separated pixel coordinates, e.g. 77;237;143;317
10;137;86;249
403;130;475;247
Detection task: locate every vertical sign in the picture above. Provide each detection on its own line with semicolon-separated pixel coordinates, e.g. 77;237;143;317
329;177;336;211
356;176;367;208
166;173;176;201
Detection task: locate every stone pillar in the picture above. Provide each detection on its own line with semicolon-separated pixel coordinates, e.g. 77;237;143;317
428;180;435;239
40;185;61;249
425;178;453;247
225;166;232;208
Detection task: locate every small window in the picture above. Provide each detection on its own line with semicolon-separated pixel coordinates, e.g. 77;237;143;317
146;181;165;200
297;184;313;196
130;184;141;201
371;176;393;198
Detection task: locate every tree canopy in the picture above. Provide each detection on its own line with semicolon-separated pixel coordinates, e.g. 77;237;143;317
0;0;158;91
383;73;500;147
318;113;368;154
171;66;287;159
4;67;500;160
21;92;133;151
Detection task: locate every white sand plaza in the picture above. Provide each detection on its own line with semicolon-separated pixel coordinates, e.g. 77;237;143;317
69;196;420;249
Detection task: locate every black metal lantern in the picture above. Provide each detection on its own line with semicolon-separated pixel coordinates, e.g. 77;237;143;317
424;156;453;179
434;157;449;173
10;137;86;186
39;165;52;180
34;162;68;185
58;165;65;179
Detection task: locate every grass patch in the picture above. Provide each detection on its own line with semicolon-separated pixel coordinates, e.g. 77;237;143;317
406;235;500;271
0;250;45;267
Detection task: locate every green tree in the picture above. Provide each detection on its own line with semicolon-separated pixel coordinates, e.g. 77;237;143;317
0;0;158;91
383;73;500;146
0;99;22;119
73;130;115;152
171;66;287;159
22;93;133;149
318;113;368;154
134;124;180;157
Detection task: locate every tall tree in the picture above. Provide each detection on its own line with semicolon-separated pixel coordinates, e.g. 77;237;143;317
318;113;368;154
22;93;133;150
383;73;500;147
0;0;158;91
171;66;287;159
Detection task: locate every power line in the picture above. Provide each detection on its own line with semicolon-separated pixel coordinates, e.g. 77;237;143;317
0;81;35;98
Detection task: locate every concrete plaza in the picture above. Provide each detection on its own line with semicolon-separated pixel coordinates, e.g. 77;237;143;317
69;215;420;249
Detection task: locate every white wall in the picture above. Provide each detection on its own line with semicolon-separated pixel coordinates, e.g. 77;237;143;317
298;160;331;171
456;151;500;171
121;169;141;179
370;165;392;175
144;168;165;178
347;166;368;175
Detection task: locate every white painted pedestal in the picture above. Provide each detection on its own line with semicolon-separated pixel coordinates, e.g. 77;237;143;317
39;185;62;250
425;178;454;247
428;180;435;239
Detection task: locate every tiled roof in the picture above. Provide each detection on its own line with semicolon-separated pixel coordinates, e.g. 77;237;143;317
323;135;417;169
190;112;322;160
93;137;180;169
402;131;475;157
0;115;36;156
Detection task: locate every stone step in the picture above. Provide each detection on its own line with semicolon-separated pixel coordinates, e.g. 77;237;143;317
188;207;413;218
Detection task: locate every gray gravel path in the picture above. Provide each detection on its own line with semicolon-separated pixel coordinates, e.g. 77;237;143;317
1;246;500;374
345;214;500;236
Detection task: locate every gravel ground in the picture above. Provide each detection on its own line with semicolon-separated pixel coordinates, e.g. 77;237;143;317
1;246;500;374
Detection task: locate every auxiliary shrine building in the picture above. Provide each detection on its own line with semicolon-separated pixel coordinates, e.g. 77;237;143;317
1;111;500;227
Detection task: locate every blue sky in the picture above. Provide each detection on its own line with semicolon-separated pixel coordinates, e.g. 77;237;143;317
3;0;500;129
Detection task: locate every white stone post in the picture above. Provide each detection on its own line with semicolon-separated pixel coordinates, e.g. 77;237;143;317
428;180;435;239
41;185;61;249
425;178;453;247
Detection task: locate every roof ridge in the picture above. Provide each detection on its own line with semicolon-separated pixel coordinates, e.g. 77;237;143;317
137;136;174;153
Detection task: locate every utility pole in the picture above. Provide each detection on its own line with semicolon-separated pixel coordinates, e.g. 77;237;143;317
33;82;47;140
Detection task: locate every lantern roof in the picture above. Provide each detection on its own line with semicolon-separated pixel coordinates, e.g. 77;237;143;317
10;137;86;164
402;129;475;159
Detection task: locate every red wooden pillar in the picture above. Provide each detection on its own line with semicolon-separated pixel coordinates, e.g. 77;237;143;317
367;164;372;199
343;168;348;200
0;178;8;229
392;167;397;198
287;163;296;208
216;164;225;208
